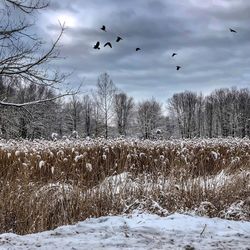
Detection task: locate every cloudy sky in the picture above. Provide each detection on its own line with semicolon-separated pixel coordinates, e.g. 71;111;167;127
37;0;250;102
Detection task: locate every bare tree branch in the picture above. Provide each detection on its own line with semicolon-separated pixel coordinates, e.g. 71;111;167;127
0;24;66;86
5;0;48;13
0;91;79;107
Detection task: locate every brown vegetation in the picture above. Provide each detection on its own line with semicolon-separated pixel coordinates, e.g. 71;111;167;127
0;138;249;234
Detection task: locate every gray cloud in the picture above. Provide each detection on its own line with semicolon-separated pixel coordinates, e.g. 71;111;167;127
36;0;250;102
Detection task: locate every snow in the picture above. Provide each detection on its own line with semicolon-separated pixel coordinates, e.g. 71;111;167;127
0;213;249;250
1;137;250;154
85;162;93;172
92;170;249;200
93;172;135;194
211;151;219;160
38;160;45;168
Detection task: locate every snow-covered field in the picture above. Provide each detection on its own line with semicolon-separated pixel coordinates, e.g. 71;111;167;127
0;213;249;250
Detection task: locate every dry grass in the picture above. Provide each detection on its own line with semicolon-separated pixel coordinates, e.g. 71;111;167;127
0;138;249;234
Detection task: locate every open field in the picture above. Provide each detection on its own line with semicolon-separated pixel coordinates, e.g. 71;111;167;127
0;138;249;234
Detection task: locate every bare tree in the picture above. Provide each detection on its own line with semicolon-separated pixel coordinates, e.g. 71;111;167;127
92;103;102;137
94;73;117;139
237;89;250;137
168;91;199;138
168;88;250;139
0;79;59;139
0;0;75;108
82;95;94;137
64;95;83;133
114;92;134;136
137;99;162;139
204;88;250;138
195;93;204;137
204;95;214;138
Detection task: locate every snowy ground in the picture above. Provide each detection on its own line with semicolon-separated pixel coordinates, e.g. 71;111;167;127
0;213;249;250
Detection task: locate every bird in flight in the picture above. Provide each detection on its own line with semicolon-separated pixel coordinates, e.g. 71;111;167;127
229;28;237;33
172;53;177;57
116;36;123;42
136;48;141;51
104;42;112;48
93;41;100;50
101;25;107;32
176;66;181;71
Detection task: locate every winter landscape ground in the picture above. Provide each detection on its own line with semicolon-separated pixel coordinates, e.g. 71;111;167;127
0;138;249;249
0;213;250;249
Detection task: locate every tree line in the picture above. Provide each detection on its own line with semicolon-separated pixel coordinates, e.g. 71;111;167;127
1;1;250;140
1;73;250;140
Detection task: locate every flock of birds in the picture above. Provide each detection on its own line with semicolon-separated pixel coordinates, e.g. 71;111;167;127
93;25;238;71
93;25;126;49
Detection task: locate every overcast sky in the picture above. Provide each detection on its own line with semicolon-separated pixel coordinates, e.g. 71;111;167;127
37;0;250;102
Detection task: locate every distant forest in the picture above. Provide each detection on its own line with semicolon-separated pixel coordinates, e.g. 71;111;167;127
1;73;250;140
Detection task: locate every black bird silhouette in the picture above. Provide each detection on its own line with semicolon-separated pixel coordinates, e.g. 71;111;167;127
136;48;141;51
104;42;112;48
93;41;100;49
101;25;107;32
116;36;123;42
172;53;177;57
229;28;237;33
176;66;181;71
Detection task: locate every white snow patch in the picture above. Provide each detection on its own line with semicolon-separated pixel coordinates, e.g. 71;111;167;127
85;163;92;172
38;161;45;169
0;213;249;249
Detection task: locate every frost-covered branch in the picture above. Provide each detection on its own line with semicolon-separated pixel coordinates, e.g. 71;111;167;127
0;91;79;107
